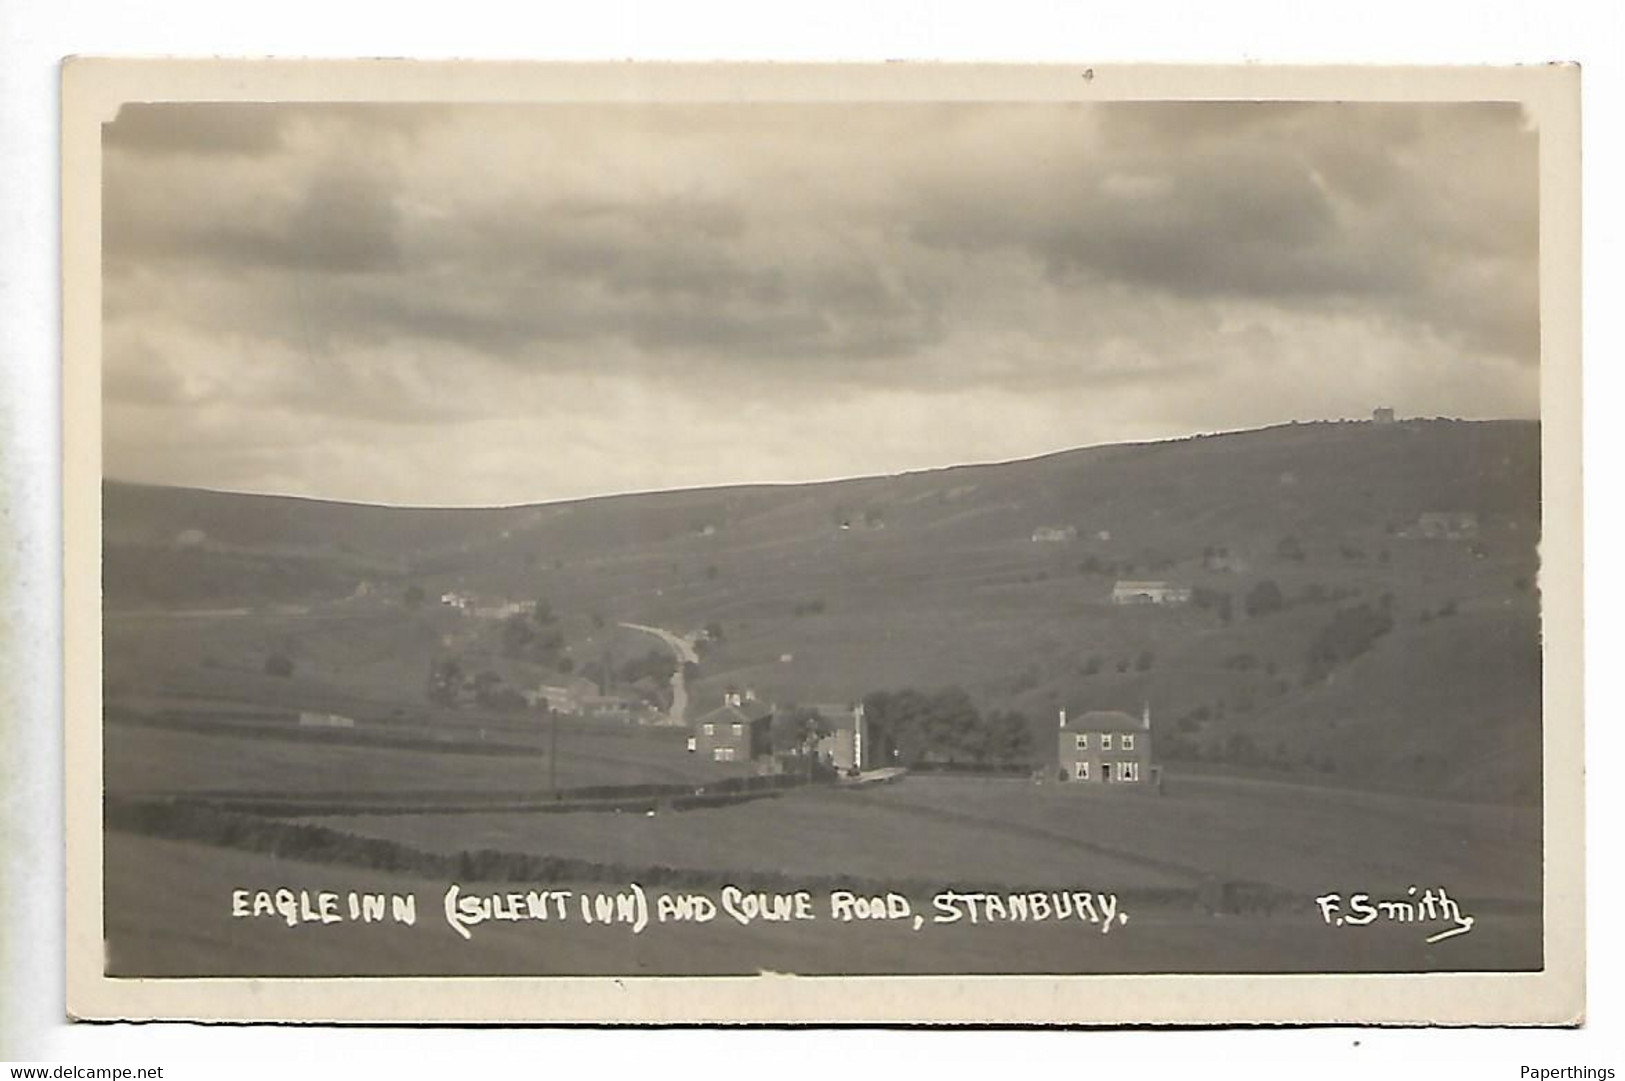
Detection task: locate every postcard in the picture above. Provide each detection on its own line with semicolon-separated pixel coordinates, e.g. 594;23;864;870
62;60;1583;1024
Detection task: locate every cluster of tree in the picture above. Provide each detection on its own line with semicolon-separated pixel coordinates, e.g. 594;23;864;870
263;652;295;678
1304;603;1395;683
618;648;677;686
425;658;466;706
1192;587;1235;623
1077;554;1138;578
1078;650;1158;676
578;648;677;706
424;658;529;711
770;705;834;759
1295;582;1361;606
860;687;1035;767
1157;730;1338;775
499;598;567;668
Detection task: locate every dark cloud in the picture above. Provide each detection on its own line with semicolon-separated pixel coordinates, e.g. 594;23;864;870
105;103;288;157
106;162;403;274
908;102;1535;364
100;101;1542;502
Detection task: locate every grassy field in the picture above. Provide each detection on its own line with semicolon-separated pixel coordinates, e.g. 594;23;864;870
97;420;1548;978
300;773;1538;903
104;419;1544;800
105;723;716;797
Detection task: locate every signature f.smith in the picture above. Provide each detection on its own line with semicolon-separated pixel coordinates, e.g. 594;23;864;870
1315;887;1476;944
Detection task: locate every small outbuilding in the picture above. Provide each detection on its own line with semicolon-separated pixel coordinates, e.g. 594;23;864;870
1110;580;1193;606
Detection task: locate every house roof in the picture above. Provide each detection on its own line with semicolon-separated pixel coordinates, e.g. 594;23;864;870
693;703;769;727
1114;580;1179;590
1062;710;1147;732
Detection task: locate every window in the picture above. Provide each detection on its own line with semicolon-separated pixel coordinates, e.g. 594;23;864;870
732;723;743;735
713;747;735;762
703;723;715;736
1121;734;1135;751
1119;761;1139;782
1074;761;1089;781
1074;734;1088;750
1101;734;1113;751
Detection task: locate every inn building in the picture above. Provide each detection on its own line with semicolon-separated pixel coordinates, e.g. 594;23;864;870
1056;706;1157;787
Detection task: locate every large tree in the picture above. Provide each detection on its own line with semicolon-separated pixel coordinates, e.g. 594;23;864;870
772;704;833;758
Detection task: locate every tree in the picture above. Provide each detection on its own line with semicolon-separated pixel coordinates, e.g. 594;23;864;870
1276;535;1307;563
772;704;834;761
532;599;556;625
1244;579;1285;618
705;620;725;642
501;613;537;658
425;658;464;705
264;652;295;678
1305;604;1395;682
860;687;1032;767
983;710;1036;764
402;584;425;608
619;649;676;686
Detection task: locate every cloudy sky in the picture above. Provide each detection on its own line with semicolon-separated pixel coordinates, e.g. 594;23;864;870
102;101;1539;506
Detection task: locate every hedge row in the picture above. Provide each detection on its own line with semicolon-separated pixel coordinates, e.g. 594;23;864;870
105;796;1217;910
132;768;824;818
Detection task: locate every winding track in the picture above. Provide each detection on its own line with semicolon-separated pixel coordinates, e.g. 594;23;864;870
619;622;698;725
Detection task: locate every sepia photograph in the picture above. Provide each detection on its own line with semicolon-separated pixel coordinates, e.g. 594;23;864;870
60;61;1582;1024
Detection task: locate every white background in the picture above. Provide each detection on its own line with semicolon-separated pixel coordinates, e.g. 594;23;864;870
1;1;1620;1076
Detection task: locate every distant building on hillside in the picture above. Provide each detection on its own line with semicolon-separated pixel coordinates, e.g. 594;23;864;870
439;591;471;610
298;711;355;729
1417;511;1480;540
1031;525;1078;543
472;600;530;620
1372;407;1396;424
807;702;872;774
580;694;634;723
1056;707;1156;787
528;679;596;714
1110;580;1193;606
690;691;773;766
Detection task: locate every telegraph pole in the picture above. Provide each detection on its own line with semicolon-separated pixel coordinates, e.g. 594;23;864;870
548;706;559;796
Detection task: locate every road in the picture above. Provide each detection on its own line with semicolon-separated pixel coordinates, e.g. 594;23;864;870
619;622;699;726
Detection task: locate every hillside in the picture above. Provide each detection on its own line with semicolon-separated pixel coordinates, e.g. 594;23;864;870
103;418;1544;800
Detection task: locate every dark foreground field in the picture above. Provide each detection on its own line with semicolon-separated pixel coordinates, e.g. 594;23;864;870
103;831;1540;978
103;769;1541;977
